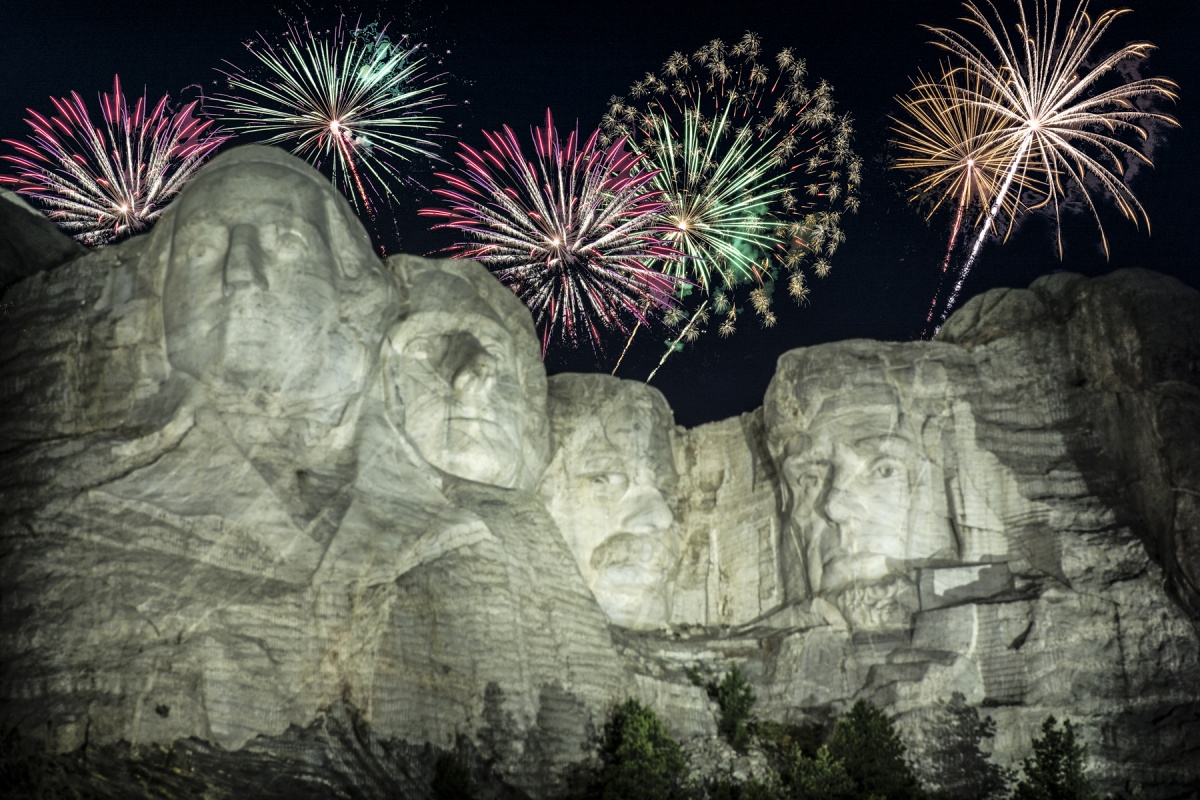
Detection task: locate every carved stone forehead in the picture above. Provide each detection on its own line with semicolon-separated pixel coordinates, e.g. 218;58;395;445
181;145;360;217
387;256;545;399
764;340;968;446
391;256;537;344
597;390;676;478
174;165;324;221
546;374;676;472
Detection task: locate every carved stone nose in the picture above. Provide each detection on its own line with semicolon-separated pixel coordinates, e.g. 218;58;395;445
617;485;673;535
452;350;495;394
222;224;269;293
823;485;855;524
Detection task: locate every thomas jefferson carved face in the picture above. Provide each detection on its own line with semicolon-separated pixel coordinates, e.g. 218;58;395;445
542;377;681;629
387;310;526;488
161;147;391;420
381;257;549;491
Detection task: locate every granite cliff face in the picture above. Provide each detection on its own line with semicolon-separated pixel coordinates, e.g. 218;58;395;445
2;146;1198;798
658;270;1200;794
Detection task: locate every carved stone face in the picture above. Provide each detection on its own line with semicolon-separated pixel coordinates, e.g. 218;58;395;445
542;377;680;629
777;402;954;595
161;151;389;421
387;311;526;488
379;257;548;491
765;346;960;606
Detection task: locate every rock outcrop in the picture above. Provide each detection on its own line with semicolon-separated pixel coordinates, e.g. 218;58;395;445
2;145;1198;798
0;188;86;290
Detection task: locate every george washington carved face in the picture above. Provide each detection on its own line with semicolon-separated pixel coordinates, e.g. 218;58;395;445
160;146;393;422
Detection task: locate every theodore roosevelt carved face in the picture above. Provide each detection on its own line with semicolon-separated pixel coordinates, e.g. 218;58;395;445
541;375;681;629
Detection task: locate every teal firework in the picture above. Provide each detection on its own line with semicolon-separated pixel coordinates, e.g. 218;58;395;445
214;17;448;215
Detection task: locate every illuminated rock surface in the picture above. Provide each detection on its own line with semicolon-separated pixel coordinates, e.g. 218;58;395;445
2;146;1198;798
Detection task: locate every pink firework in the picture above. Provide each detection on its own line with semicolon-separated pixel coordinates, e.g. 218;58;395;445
1;75;230;246
421;109;684;356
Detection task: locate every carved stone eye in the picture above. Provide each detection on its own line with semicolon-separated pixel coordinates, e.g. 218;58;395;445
584;472;629;500
869;459;903;480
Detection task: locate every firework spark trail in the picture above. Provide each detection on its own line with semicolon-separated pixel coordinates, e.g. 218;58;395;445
603;32;860;378
214;16;448;214
940;135;1033;321
646;300;711;384
920;0;1178;325
890;62;1026;335
422;110;684;355
1;76;230;245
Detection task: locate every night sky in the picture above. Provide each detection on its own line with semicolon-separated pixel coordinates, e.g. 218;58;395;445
4;0;1197;427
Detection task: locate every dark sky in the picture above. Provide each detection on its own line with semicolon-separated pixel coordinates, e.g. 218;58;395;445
4;0;1197;427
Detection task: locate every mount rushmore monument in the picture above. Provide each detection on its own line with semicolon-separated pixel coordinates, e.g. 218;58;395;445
2;146;1199;797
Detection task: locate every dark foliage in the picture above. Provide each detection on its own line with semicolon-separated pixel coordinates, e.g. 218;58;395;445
825;700;924;800
755;719;827;770
585;698;689;800
1013;717;1098;800
708;665;757;753
433;751;479;800
923;692;1013;800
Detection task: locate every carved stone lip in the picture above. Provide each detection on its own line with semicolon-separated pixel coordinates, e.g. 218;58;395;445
591;532;667;571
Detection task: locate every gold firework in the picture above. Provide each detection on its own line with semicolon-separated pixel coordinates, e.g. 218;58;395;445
891;62;1026;232
928;0;1179;260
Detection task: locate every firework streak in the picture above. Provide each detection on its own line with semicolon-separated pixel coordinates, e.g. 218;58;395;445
421;109;684;355
603;32;859;368
912;0;1178;326
2;75;229;245
215;18;447;215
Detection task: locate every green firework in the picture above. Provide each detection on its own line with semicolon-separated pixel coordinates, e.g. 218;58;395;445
603;32;859;372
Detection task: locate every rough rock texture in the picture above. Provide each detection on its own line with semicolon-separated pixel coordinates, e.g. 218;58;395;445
0;147;632;799
3;144;1199;799
652;269;1200;797
540;374;682;630
0;188;86;291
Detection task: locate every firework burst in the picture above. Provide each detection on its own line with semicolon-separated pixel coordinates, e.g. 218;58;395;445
602;32;860;376
1;75;230;246
214;17;448;215
420;109;683;355
892;63;1026;257
891;62;1031;330
920;0;1178;323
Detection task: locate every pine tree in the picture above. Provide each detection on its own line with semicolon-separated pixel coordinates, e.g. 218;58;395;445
709;664;757;753
789;744;856;800
1012;716;1098;800
825;700;923;800
923;692;1013;799
589;699;689;800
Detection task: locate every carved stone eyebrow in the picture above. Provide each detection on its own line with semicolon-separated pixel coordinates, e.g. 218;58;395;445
577;455;624;474
850;434;915;455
